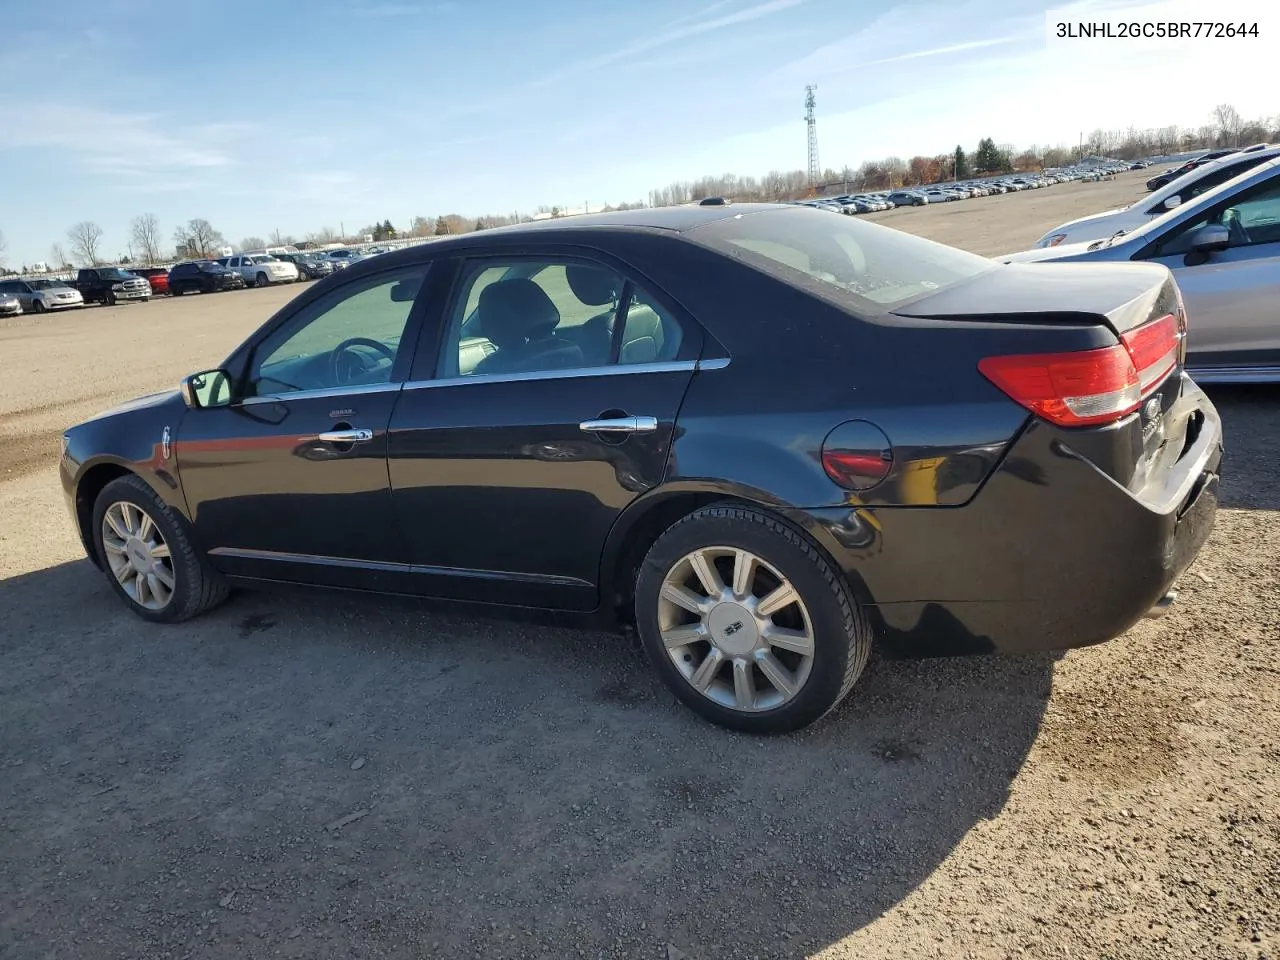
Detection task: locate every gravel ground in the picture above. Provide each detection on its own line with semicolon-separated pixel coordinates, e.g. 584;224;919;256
1;175;1277;959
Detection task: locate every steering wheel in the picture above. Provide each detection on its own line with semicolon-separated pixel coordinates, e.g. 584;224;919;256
330;337;396;385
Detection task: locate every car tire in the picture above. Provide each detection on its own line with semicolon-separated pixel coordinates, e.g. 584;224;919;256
634;504;872;734
31;300;46;314
255;273;269;288
92;474;230;624
104;291;116;306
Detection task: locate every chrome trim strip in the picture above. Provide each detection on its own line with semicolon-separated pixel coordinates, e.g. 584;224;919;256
402;360;696;391
1186;364;1280;384
239;382;404;405
208;547;592;587
697;356;731;371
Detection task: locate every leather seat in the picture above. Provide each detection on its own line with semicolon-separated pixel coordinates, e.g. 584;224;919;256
565;265;619;364
565;265;678;364
472;279;584;375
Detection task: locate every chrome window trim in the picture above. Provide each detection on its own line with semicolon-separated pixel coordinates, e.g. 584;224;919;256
401;357;734;391
239;381;404;406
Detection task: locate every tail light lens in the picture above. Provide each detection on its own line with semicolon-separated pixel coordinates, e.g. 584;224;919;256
978;313;1180;428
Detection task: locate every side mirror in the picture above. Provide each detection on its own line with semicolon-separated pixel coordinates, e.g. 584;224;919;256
1189;222;1231;252
1163;195;1182;210
180;369;233;409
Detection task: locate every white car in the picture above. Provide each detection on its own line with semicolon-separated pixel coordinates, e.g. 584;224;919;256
217;254;300;287
1036;145;1280;248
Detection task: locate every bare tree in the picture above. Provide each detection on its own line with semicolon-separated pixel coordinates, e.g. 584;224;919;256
1212;103;1242;147
307;226;339;244
173;219;225;258
49;243;70;271
129;214;163;265
67;221;104;266
239;236;267;252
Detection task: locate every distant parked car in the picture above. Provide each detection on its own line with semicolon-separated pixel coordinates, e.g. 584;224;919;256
76;267;151;305
215;254;300;287
324;249;362;270
1001;156;1280;382
168;261;247;295
887;191;927;207
0;278;85;312
129;266;171;295
274;252;334;280
0;290;22;316
1037;145;1280;247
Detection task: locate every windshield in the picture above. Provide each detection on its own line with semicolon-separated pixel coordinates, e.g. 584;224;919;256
691;207;996;313
101;268;135;280
30;280;70;290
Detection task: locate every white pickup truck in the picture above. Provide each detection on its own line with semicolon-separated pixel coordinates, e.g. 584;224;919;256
216;254;300;287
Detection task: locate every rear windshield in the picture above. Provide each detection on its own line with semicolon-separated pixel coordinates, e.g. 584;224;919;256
690;207;995;313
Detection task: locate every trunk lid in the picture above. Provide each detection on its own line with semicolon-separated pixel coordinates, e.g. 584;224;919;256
897;262;1190;494
893;261;1178;337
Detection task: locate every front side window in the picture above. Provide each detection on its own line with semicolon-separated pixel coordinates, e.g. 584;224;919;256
1154;177;1280;256
439;259;683;378
690;206;995;314
248;266;426;397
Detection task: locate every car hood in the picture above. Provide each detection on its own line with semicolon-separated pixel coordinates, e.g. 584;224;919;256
89;389;181;422
995;240;1107;263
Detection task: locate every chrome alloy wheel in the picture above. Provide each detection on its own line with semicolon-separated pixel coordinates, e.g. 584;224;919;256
657;546;815;713
101;501;175;611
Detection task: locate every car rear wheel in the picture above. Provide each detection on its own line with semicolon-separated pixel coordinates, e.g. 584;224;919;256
92;475;229;623
635;505;871;734
255;273;269;287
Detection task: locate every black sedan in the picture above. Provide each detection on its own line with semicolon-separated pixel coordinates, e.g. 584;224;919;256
59;205;1223;733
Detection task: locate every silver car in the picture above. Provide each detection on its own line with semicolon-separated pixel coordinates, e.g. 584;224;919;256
1000;156;1280;383
0;291;22;316
1036;145;1280;248
0;278;85;313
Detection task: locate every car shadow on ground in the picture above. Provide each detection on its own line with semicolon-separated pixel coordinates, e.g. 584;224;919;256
1205;384;1280;511
1;559;1054;959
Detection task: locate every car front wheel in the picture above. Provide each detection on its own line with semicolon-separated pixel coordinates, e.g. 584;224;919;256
635;505;872;734
92;475;229;623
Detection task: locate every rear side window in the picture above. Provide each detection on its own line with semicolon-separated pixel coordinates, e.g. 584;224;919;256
691;207;995;314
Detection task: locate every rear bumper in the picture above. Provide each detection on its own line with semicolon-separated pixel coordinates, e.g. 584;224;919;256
790;375;1223;657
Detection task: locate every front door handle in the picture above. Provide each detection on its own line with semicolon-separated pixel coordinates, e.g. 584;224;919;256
578;416;658;434
317;428;374;443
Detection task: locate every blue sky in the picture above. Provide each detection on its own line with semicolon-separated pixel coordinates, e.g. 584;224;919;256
1;0;1276;265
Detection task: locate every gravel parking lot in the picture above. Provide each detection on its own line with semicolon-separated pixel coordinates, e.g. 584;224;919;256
2;172;1277;960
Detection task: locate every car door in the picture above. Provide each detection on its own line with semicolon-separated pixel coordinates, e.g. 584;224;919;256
387;253;702;610
175;262;435;589
1140;173;1280;370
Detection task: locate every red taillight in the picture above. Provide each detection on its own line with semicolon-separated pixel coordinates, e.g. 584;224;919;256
979;314;1180;428
1121;313;1179;392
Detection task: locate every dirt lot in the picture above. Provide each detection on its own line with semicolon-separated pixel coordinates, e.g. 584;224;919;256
1;175;1277;960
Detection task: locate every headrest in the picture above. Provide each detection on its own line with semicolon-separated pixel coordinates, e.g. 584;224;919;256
565;265;618;306
477;279;560;347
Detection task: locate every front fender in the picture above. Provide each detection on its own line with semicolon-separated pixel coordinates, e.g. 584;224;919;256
60;393;191;559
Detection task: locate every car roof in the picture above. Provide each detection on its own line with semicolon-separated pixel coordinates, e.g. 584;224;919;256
459;203;790;238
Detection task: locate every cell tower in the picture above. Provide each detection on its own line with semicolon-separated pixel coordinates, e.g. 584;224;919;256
804;84;819;188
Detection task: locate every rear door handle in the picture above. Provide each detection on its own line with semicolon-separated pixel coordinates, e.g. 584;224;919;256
578;416;658;434
317;428;374;443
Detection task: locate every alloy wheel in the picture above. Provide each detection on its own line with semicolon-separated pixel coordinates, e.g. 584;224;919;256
657;546;815;713
101;501;175;611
